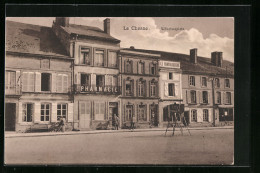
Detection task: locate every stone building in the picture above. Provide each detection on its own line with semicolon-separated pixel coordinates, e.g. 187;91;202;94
5;20;74;132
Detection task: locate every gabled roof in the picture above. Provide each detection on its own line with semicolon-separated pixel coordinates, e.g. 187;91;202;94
5;20;69;57
123;48;234;77
60;24;120;43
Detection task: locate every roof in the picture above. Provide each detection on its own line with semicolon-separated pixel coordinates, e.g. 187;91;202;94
6;20;69;57
123;48;234;77
120;49;160;58
60;24;120;43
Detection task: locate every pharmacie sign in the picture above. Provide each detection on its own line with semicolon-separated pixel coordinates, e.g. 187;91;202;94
80;85;119;93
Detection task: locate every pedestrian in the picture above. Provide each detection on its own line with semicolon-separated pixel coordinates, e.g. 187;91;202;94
115;115;119;130
130;116;136;131
59;117;65;132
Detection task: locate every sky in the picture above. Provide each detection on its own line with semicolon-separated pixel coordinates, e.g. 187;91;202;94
6;17;234;62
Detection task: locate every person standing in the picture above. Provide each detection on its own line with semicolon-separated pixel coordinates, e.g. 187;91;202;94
115;115;119;130
130;115;136;131
59;117;65;132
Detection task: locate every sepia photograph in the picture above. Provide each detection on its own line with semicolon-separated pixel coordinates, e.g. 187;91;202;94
4;17;234;165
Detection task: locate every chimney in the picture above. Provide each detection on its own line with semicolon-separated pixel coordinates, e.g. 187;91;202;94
130;46;135;49
190;48;198;64
104;18;110;34
55;17;69;27
211;52;223;67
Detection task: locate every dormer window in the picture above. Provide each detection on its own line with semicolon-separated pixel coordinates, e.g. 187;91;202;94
80;47;91;65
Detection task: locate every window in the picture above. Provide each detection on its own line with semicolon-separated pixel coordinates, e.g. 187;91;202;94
150;82;157;97
108;51;117;68
138;62;145;74
169;73;173;80
191;109;197;122
95;102;105;120
125;105;133;121
22;103;33;122
168;83;175;96
125;60;132;73
95;49;104;66
125;80;133;96
41;73;51;91
215;78;220;88
106;75;113;86
22;72;34;92
138;80;145;97
41;103;50;122
96;75;104;87
80;47;91;65
203;109;209;121
5;71;16;94
201;77;207;87
151;64;156;75
57;74;68;93
225;92;231;104
216;92;221;104
57;104;67;121
190;90;196;104
138;105;146;121
41;59;50;69
81;74;90;86
202;91;208;104
225;79;230;88
189;76;195;86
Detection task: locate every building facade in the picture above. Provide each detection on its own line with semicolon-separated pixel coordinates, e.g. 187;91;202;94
158;60;183;127
5;21;74;132
119;50;160;128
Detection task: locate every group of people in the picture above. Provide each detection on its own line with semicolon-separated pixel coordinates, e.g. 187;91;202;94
112;114;136;131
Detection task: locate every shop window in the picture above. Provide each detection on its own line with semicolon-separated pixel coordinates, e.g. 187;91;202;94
150;82;157;97
108;51;117;68
216;92;221;104
41;73;51;91
138;80;145;97
57;104;67;121
191;109;197;122
225;79;230;88
202;91;208;104
215;78;220;88
225;92;231;104
81;74;90;86
203;109;209;121
125;105;133;121
22;72;34;92
190;90;196;104
138;105;146;121
22;103;33;122
201;77;207;87
80;47;91;65
168;83;175;96
41;103;50;122
95;49;104;67
138;61;145;74
189;76;195;86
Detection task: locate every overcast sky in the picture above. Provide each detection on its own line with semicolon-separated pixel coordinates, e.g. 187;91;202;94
6;17;234;62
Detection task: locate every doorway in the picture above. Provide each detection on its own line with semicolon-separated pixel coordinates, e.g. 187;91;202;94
79;102;91;129
150;105;158;126
109;102;118;127
5;103;16;131
184;111;190;126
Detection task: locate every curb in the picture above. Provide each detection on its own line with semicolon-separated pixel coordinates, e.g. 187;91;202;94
5;126;234;138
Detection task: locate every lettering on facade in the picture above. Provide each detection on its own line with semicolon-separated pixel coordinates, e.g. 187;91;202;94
159;61;180;68
80;85;118;93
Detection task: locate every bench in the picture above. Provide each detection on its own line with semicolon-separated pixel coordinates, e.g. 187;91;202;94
29;124;49;133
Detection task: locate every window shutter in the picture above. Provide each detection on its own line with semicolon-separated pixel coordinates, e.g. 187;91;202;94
104;49;107;67
149;81;151;97
67;103;74;122
51;103;57;122
231;92;234;105
63;75;68;93
214;92;218;104
16;71;21;93
89;48;93;66
164;82;168;96
136;104;139;121
123;79;126;96
91;74;96;87
133;104;135;118
131;80;134;96
208;109;212;122
18;102;23;123
56;75;63;92
51;73;56;93
124;60;126;73
35;72;41;92
34;102;41;123
149;63;151;75
156;82;158;97
113;76;117;86
144;80;147;97
187;90;191;103
105;75;108;86
175;83;179;96
223;92;226;104
77;73;81;85
136;80;139;96
208;91;211;104
199;91;203;104
22;72;28;92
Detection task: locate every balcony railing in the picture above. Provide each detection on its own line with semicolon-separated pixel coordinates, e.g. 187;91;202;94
74;84;121;94
5;85;21;95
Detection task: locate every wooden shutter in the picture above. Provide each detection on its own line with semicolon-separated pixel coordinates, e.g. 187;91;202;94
35;72;41;92
208;91;211;104
56;75;63;92
208;109;212;122
51;73;56;93
63;75;68;93
199;91;202;104
51;103;57;122
175;83;179;96
123;79;126;96
164;82;168;96
18;102;23;123
67;103;73;122
22;72;28;92
223;92;226;104
91;74;96;86
214;91;218;104
187;90;191;103
16;70;21;92
231;92;234;105
34;102;41;123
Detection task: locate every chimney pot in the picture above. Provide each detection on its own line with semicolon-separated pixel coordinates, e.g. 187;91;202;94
211;51;223;67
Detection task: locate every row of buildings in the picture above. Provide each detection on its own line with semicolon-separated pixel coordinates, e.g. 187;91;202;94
5;17;234;132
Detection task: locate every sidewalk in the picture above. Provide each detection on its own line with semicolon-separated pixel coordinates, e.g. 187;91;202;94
5;126;233;138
